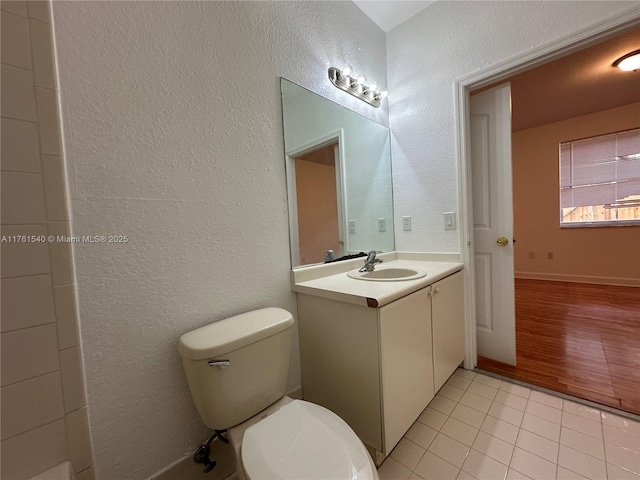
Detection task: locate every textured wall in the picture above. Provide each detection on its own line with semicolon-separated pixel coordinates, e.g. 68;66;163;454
50;2;387;479
387;0;639;253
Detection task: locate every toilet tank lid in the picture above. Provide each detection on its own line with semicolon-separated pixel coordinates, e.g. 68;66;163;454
178;307;294;360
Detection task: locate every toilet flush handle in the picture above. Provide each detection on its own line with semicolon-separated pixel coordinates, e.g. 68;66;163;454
208;360;231;369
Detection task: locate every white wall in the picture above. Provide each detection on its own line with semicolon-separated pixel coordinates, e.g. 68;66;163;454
50;2;387;479
387;0;638;253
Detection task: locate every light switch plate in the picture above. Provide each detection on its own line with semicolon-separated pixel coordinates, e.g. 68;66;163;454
444;212;456;230
348;220;356;234
378;218;386;232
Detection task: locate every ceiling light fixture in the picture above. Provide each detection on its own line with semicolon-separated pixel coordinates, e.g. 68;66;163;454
613;49;640;71
328;66;388;108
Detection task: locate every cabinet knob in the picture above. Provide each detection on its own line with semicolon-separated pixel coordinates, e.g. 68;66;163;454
434;288;440;295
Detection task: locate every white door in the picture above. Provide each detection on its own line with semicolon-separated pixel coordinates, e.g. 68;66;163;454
470;83;516;365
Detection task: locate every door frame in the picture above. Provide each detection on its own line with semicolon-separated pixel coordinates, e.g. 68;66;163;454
454;9;640;369
285;129;347;266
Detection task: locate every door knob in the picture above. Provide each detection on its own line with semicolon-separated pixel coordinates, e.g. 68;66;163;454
496;236;509;246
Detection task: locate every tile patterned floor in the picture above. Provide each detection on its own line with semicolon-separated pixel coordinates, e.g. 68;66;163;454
378;369;640;480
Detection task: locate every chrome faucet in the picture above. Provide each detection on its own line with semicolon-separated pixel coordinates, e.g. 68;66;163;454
359;250;383;272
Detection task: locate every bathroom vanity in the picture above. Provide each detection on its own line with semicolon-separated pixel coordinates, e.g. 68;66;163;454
292;252;465;465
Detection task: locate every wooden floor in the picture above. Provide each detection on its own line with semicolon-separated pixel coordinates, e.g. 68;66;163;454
478;279;640;416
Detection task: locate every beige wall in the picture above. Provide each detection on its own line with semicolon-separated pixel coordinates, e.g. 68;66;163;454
295;156;340;265
512;102;640;285
0;1;94;478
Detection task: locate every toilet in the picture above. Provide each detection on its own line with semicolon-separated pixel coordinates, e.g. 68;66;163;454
178;307;379;480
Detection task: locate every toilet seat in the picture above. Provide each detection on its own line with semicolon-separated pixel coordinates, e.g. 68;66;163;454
241;400;378;480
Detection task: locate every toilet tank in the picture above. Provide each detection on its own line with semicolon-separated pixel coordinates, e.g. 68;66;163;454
178;308;294;430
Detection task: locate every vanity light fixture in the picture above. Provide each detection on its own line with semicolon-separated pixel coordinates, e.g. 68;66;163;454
613;50;640;71
328;65;388;108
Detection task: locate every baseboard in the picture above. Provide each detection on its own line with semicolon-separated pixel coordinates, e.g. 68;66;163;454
515;271;640;287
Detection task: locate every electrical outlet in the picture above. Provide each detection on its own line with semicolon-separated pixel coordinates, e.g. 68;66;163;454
377;218;386;232
348;220;356;234
402;216;411;231
547;252;554;260
528;251;536;260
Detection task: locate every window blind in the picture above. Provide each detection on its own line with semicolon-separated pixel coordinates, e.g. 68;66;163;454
560;128;640;210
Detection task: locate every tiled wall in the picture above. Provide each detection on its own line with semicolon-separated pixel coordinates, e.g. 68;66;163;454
1;1;94;479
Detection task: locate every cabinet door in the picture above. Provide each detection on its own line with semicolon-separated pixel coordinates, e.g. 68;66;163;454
432;272;465;392
297;294;383;451
379;288;434;454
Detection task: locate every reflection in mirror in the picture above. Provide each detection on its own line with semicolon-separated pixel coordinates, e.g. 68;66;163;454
281;78;394;268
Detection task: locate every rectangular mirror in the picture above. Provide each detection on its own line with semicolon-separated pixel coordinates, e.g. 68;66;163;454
281;78;394;267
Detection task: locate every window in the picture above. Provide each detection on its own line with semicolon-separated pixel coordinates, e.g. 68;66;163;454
560;128;640;226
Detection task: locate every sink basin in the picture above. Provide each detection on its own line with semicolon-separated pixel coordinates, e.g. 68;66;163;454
347;267;426;282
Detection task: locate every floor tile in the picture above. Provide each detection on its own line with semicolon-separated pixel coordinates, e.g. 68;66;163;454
414;451;460;480
516;429;559;463
417;407;448;431
430;394;457;416
480;415;519;444
379;457;412;480
405;422;438;449
605;443;640;475
556;466;590;479
506;468;533;480
510;447;557;480
562;412;603;439
499;382;531;399
454;369;477;381
601;412;640;435
604;425;640;453
473;374;502;389
525;400;562;424
607;462;640;480
391;438;425;471
456;470;478;480
560;427;605;460
472;431;514;465
440;384;466;402
521;412;561;442
563;400;601;423
451;403;486;429
558;444;607;480
377;370;640;480
441;417;480;447
459;391;492;414
428;433;470;468
461;449;508;480
447;375;472;390
467;381;498;401
488;402;524;427
529;390;563;410
495;390;528;411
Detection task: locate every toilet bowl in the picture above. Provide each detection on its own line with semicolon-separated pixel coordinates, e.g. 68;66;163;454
178;307;379;480
229;396;378;480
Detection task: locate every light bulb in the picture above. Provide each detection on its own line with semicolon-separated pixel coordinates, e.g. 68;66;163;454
616;52;640;71
356;75;366;85
369;82;378;92
379;90;388;99
340;64;353;77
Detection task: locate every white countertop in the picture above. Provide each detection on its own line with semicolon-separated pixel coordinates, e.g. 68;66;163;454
291;252;463;308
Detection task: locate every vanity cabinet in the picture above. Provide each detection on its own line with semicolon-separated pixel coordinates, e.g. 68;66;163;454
431;271;466;392
297;270;464;464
